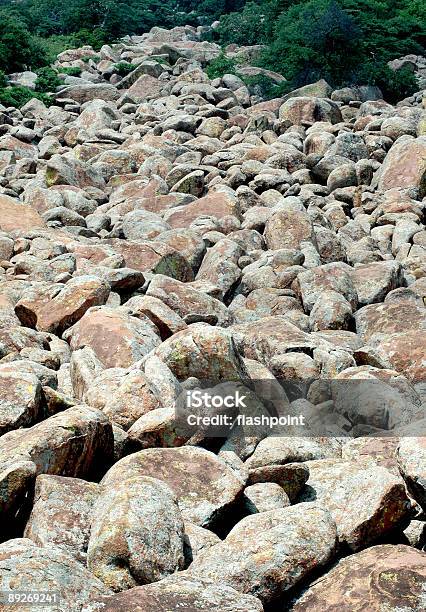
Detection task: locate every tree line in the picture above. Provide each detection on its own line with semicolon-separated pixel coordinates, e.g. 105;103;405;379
0;0;424;104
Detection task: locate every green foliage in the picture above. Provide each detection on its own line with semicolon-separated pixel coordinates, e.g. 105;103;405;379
0;86;51;108
206;53;237;80
82;55;100;63
262;0;363;87
0;11;47;72
113;62;135;76
0;0;423;106
0;70;7;88
242;74;278;98
35;66;61;92
58;66;82;76
217;2;268;45
353;61;419;103
255;0;424;101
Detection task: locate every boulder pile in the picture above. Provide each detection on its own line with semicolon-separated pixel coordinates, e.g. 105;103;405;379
0;24;425;612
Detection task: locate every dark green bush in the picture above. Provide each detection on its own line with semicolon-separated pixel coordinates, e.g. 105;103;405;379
241;74;285;99
352;62;419;104
217;2;268;46
0;12;47;72
0;70;8;89
114;62;135;76
0;86;51;108
58;66;82;77
81;55;100;64
206;53;237;80
35;66;61;92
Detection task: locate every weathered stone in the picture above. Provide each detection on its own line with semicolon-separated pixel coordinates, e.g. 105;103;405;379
101;447;245;529
16;276;110;335
0;406;111;540
87;474;185;591
147;275;231;326
0;195;46;233
0;370;45;436
83;574;263;612
189;503;337;604
67;306;161;368
154;324;248;382
373;136;426;197
24;475;99;563
264;210;314;251
243;482;291;513
0;538;110;609
297;263;358;312
292;544;426;612
164;192;238;228
279;97;342;125
397;437;426;510
299;458;410;550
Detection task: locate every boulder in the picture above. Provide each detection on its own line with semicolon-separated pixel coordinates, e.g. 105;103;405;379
56;83;120;103
100;446;245;529
0;538;111;607
189;503;337;604
24;475;99;563
67;306;161;368
397;437;426;510
87;475;185;591
279;97;342;125
0;195;46;233
299;458;410;550
0;370;45;436
292;544;426;612
16;276;110;335
83;574;263;611
373;136;426;197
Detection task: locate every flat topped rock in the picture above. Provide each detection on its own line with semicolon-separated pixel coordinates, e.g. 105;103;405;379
0;195;46;233
292;544;426;612
299;458;410;550
101;446;245;529
82;573;264;612
0;538;111;610
188;503;337;604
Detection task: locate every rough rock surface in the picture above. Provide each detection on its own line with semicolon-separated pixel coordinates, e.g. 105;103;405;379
292;545;426;611
83;574;264;611
189;503;337;604
87;474;185;591
0;538;111;611
100;446;245;529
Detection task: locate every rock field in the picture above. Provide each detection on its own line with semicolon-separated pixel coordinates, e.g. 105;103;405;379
0;23;426;612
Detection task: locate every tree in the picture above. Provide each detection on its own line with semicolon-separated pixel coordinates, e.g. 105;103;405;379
0;12;47;72
261;0;363;86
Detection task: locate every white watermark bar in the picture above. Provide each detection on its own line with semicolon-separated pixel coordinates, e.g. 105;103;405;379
174;379;426;438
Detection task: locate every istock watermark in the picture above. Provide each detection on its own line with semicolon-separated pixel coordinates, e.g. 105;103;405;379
186;389;248;409
176;383;309;438
174;378;426;439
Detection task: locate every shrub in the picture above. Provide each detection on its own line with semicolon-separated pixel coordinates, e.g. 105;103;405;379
241;74;281;99
261;0;363;87
58;66;82;77
206;53;237;80
82;55;100;64
35;67;62;92
218;2;269;46
352;61;419;104
0;70;7;89
0;12;47;72
114;62;135;76
0;86;51;109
